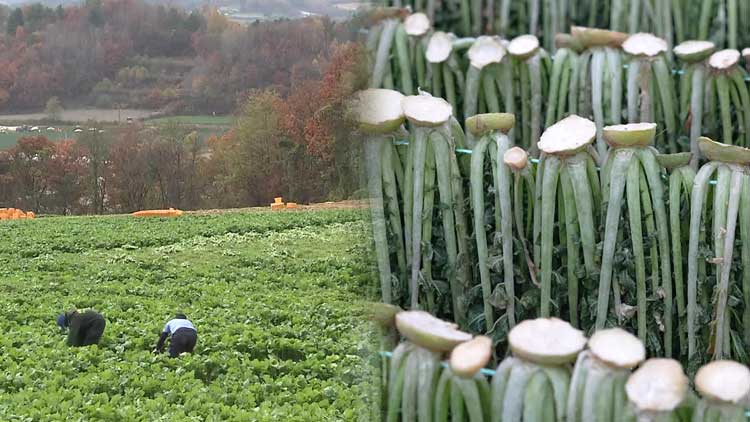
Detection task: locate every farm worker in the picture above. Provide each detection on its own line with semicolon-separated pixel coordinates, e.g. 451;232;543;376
153;313;198;357
56;309;106;347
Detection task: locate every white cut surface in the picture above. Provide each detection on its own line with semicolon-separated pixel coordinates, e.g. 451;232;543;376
588;328;645;369
626;359;688;412
623;33;668;57
450;336;493;377
352;89;405;127
405;13;430;36
504;146;528;170
538;115;596;154
710;49;740;70
695;360;750;404
402;94;452;125
395;310;472;351
468;36;506;69
508;34;540;58
426;31;453;63
673;40;715;58
508;318;587;365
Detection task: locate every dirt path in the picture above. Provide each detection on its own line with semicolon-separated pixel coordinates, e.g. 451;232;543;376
187;200;368;215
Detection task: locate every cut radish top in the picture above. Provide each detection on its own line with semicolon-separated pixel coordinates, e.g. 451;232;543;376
656;152;692;170
673;40;715;62
404;13;430;37
465;112;515;136
571;26;628;48
402;94;453;127
588;328;645;369
395;310;472;352
351;89;405;134
504;147;528;171
695;360;750;404
698;136;750;165
468;36;506;69
709;49;740;70
450;336;493;378
426;31;453;63
603;122;657;148
508;318;586;365
623;33;668;58
508;34;540;60
538;115;596;155
743;48;750;60
626;359;688;412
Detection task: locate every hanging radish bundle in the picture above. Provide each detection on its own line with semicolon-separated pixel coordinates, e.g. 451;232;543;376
622;33;679;153
687;137;750;362
425;31;470;117
703;49;750;149
567;328;646;422
657;152;695;360
403;94;469;321
507;34;550;156
595;123;673;356
388;311;473;421
546;27;628;159
491;318;586;420
467;113;517;332
504;147;537;297
693;360;750;421
434;336;493;421
673;40;716;167
623;359;690;422
353;89;409;304
463;36;509;120
534;115;601;324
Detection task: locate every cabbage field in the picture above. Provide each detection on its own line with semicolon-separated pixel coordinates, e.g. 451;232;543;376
0;209;379;421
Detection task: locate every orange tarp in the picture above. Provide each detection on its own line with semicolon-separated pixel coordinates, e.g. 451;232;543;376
0;208;35;220
132;208;184;217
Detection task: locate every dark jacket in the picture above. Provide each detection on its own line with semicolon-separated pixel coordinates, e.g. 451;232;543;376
67;310;106;346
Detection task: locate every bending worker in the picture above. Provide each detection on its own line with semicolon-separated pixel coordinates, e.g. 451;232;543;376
56;308;106;347
154;313;197;357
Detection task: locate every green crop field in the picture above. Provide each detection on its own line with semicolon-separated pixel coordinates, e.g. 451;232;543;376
0;209;380;421
146;115;235;126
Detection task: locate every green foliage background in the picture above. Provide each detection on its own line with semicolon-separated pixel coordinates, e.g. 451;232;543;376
0;209;381;421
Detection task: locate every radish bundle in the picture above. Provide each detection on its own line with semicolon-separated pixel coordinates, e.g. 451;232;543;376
596;123;673;356
687;137;750;362
467;112;518;332
623;358;691;421
674;41;716;166
491;318;586;420
403;94;470;321
693;360;750;421
434;336;493;421
534;115;601;325
622;33;679;153
463;36;510;121
703;49;750;149
388;310;473;421
425;31;470;118
658;152;696;359
567;328;646;422
508;34;550;155
354;89;409;304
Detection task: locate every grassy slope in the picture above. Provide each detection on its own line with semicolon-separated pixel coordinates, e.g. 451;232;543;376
0;209;380;421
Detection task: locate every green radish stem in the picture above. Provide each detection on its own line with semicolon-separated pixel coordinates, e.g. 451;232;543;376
567;352;591;422
628;0;641;34
717;75;733;145
596;149;634;330
401;350;419;421
626;158;648;343
591;49;606;157
417;348;440;422
455;377;485;421
626;60;641;122
372;19;398;89
483;70;501;113
451;377;466;422
540;155;561;317
714;170;744;359
465;66;482;120
653;57;677;150
472;136;494;332
421;142;437;310
404;140;414;269
689;66;706;167
395;24;414;95
561;167;581;327
729;69;750;147
607;48;623;126
741;178;750;347
435;368;453;422
546;49;570;128
502;362;537;422
529;54;544;156
447;128;473;323
490;357;517;419
520;63;532;150
410;129;428;309
366;137;393;304
669;165;695;356
433;131;464;325
542;364;572;420
569;156;598;274
494;131;516;327
687;161;720;358
582;364;614;422
557;52;574;121
524;371;554;421
443;64;458;116
387;343;410;422
382;141;407;286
